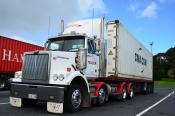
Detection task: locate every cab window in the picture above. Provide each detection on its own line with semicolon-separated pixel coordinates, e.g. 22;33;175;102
88;39;96;54
47;36;84;52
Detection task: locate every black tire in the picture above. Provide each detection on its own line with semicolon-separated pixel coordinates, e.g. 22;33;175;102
22;98;37;106
96;86;107;105
144;83;152;94
148;84;151;94
127;86;134;99
143;83;149;94
120;85;127;101
65;85;83;112
148;83;154;94
150;83;154;93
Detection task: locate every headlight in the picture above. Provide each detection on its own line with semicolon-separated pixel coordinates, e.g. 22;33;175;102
52;74;59;81
58;74;64;81
52;74;64;81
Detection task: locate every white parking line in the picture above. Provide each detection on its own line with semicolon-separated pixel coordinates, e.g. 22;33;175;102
136;91;175;116
0;102;9;105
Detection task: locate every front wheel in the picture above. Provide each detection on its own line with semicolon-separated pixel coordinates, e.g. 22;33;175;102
65;85;83;112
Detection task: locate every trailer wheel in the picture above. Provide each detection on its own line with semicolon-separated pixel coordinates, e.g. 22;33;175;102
65;85;82;112
121;85;127;101
127;86;134;99
143;83;152;94
96;86;107;105
150;83;154;93
148;83;154;94
0;80;5;89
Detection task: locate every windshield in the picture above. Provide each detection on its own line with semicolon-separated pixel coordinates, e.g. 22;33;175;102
46;36;85;52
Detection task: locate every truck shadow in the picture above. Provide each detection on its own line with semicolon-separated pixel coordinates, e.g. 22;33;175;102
20;92;159;116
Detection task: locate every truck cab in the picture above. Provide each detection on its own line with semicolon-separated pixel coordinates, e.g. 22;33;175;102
10;33;103;113
46;34;100;79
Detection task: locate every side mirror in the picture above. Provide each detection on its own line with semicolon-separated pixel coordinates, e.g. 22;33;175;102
95;39;101;55
44;41;49;50
95;39;101;51
75;48;87;70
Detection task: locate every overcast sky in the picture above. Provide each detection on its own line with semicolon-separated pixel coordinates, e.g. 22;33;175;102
0;0;175;54
0;0;106;44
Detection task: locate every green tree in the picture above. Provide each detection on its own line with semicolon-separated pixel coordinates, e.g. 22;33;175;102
153;47;175;80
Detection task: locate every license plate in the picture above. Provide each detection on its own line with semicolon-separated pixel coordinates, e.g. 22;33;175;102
10;97;22;107
47;102;63;114
28;94;37;99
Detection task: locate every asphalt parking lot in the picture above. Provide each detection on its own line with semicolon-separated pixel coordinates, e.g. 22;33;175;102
0;86;175;116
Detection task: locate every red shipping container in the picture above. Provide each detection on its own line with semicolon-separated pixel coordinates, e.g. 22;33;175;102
0;36;44;74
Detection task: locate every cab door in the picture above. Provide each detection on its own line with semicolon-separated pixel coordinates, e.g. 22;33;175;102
85;39;99;78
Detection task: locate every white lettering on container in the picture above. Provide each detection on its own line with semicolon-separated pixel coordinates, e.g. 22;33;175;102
12;53;19;62
2;49;11;61
2;49;23;62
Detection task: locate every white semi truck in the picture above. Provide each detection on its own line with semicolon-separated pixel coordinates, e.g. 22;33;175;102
10;18;153;114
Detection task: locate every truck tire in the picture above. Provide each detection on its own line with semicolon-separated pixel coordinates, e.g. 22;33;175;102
148;83;154;94
120;85;127;101
127;86;134;99
143;83;152;94
96;86;107;105
0;80;6;89
65;85;83;112
150;83;154;93
143;83;148;94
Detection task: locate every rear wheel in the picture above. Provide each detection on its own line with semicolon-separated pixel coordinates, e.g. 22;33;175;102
121;85;127;101
143;83;153;94
127;86;134;99
147;83;154;94
65;85;83;112
150;83;154;93
96;86;107;105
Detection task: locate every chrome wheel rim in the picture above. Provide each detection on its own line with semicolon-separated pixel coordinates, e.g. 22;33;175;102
122;88;127;99
130;89;134;98
71;89;82;109
98;88;106;103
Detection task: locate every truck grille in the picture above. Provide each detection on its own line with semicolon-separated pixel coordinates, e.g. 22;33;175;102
22;54;49;81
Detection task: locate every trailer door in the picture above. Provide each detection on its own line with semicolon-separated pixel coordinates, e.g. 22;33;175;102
106;22;118;76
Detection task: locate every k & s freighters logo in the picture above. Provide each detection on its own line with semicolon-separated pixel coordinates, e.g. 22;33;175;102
67;24;82;28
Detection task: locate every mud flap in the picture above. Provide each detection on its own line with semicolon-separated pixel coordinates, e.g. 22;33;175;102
47;102;63;114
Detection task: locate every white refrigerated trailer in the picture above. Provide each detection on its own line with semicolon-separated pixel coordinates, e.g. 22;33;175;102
106;20;152;80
